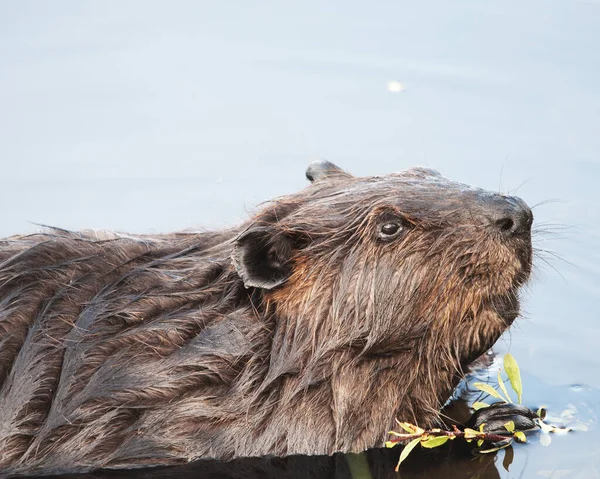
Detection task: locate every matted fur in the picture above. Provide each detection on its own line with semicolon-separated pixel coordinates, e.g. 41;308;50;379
0;165;532;476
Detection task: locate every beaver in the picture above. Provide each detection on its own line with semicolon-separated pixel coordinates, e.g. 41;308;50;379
0;162;534;476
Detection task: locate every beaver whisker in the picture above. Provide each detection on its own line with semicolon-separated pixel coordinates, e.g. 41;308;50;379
531;220;572;230
531;253;568;283
532;230;568;241
505;177;535;195
533;248;572;267
529;199;566;210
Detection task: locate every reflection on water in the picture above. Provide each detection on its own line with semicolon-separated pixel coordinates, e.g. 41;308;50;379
52;447;502;479
1;0;600;478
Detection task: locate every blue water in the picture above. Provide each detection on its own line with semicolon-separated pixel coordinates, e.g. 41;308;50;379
1;1;599;477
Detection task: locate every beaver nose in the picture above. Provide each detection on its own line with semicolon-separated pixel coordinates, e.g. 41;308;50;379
488;195;533;236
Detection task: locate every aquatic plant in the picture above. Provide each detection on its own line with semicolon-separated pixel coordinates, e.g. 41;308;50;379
386;354;571;471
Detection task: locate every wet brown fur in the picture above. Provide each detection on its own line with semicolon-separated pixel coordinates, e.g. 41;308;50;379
0;165;532;476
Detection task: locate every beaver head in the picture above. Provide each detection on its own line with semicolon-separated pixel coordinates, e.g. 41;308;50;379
233;161;532;431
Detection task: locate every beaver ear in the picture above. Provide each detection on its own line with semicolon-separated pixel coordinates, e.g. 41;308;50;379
232;227;294;290
306;161;352;183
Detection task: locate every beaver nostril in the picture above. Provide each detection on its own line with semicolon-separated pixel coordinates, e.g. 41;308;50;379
486;195;533;236
488;196;533;236
496;217;515;233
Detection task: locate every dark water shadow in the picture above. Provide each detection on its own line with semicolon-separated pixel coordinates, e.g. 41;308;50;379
44;444;502;479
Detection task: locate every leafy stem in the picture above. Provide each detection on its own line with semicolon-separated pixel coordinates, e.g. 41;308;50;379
387;353;576;471
386;422;521;472
387;353;531;471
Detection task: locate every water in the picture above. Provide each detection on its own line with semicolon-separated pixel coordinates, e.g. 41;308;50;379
1;1;599;477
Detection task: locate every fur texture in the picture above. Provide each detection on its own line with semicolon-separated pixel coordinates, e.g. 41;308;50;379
0;164;532;476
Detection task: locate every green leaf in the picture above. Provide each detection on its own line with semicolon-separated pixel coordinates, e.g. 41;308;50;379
497;369;513;403
388;431;417;440
464;428;480;439
504;353;523;404
472;401;490;411
420;436;449;448
396;421;415;433
504;421;515;433
478;423;486;433
394;438;421;472
394;421;424;435
514;431;527;443
479;442;511;454
385;441;397;448
473;382;506;401
477;439;484;447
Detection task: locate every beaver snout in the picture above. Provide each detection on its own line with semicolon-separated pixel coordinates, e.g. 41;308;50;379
486;195;533;237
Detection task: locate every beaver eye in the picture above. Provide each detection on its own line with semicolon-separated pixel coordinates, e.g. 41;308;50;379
378;222;403;240
381;223;399;235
